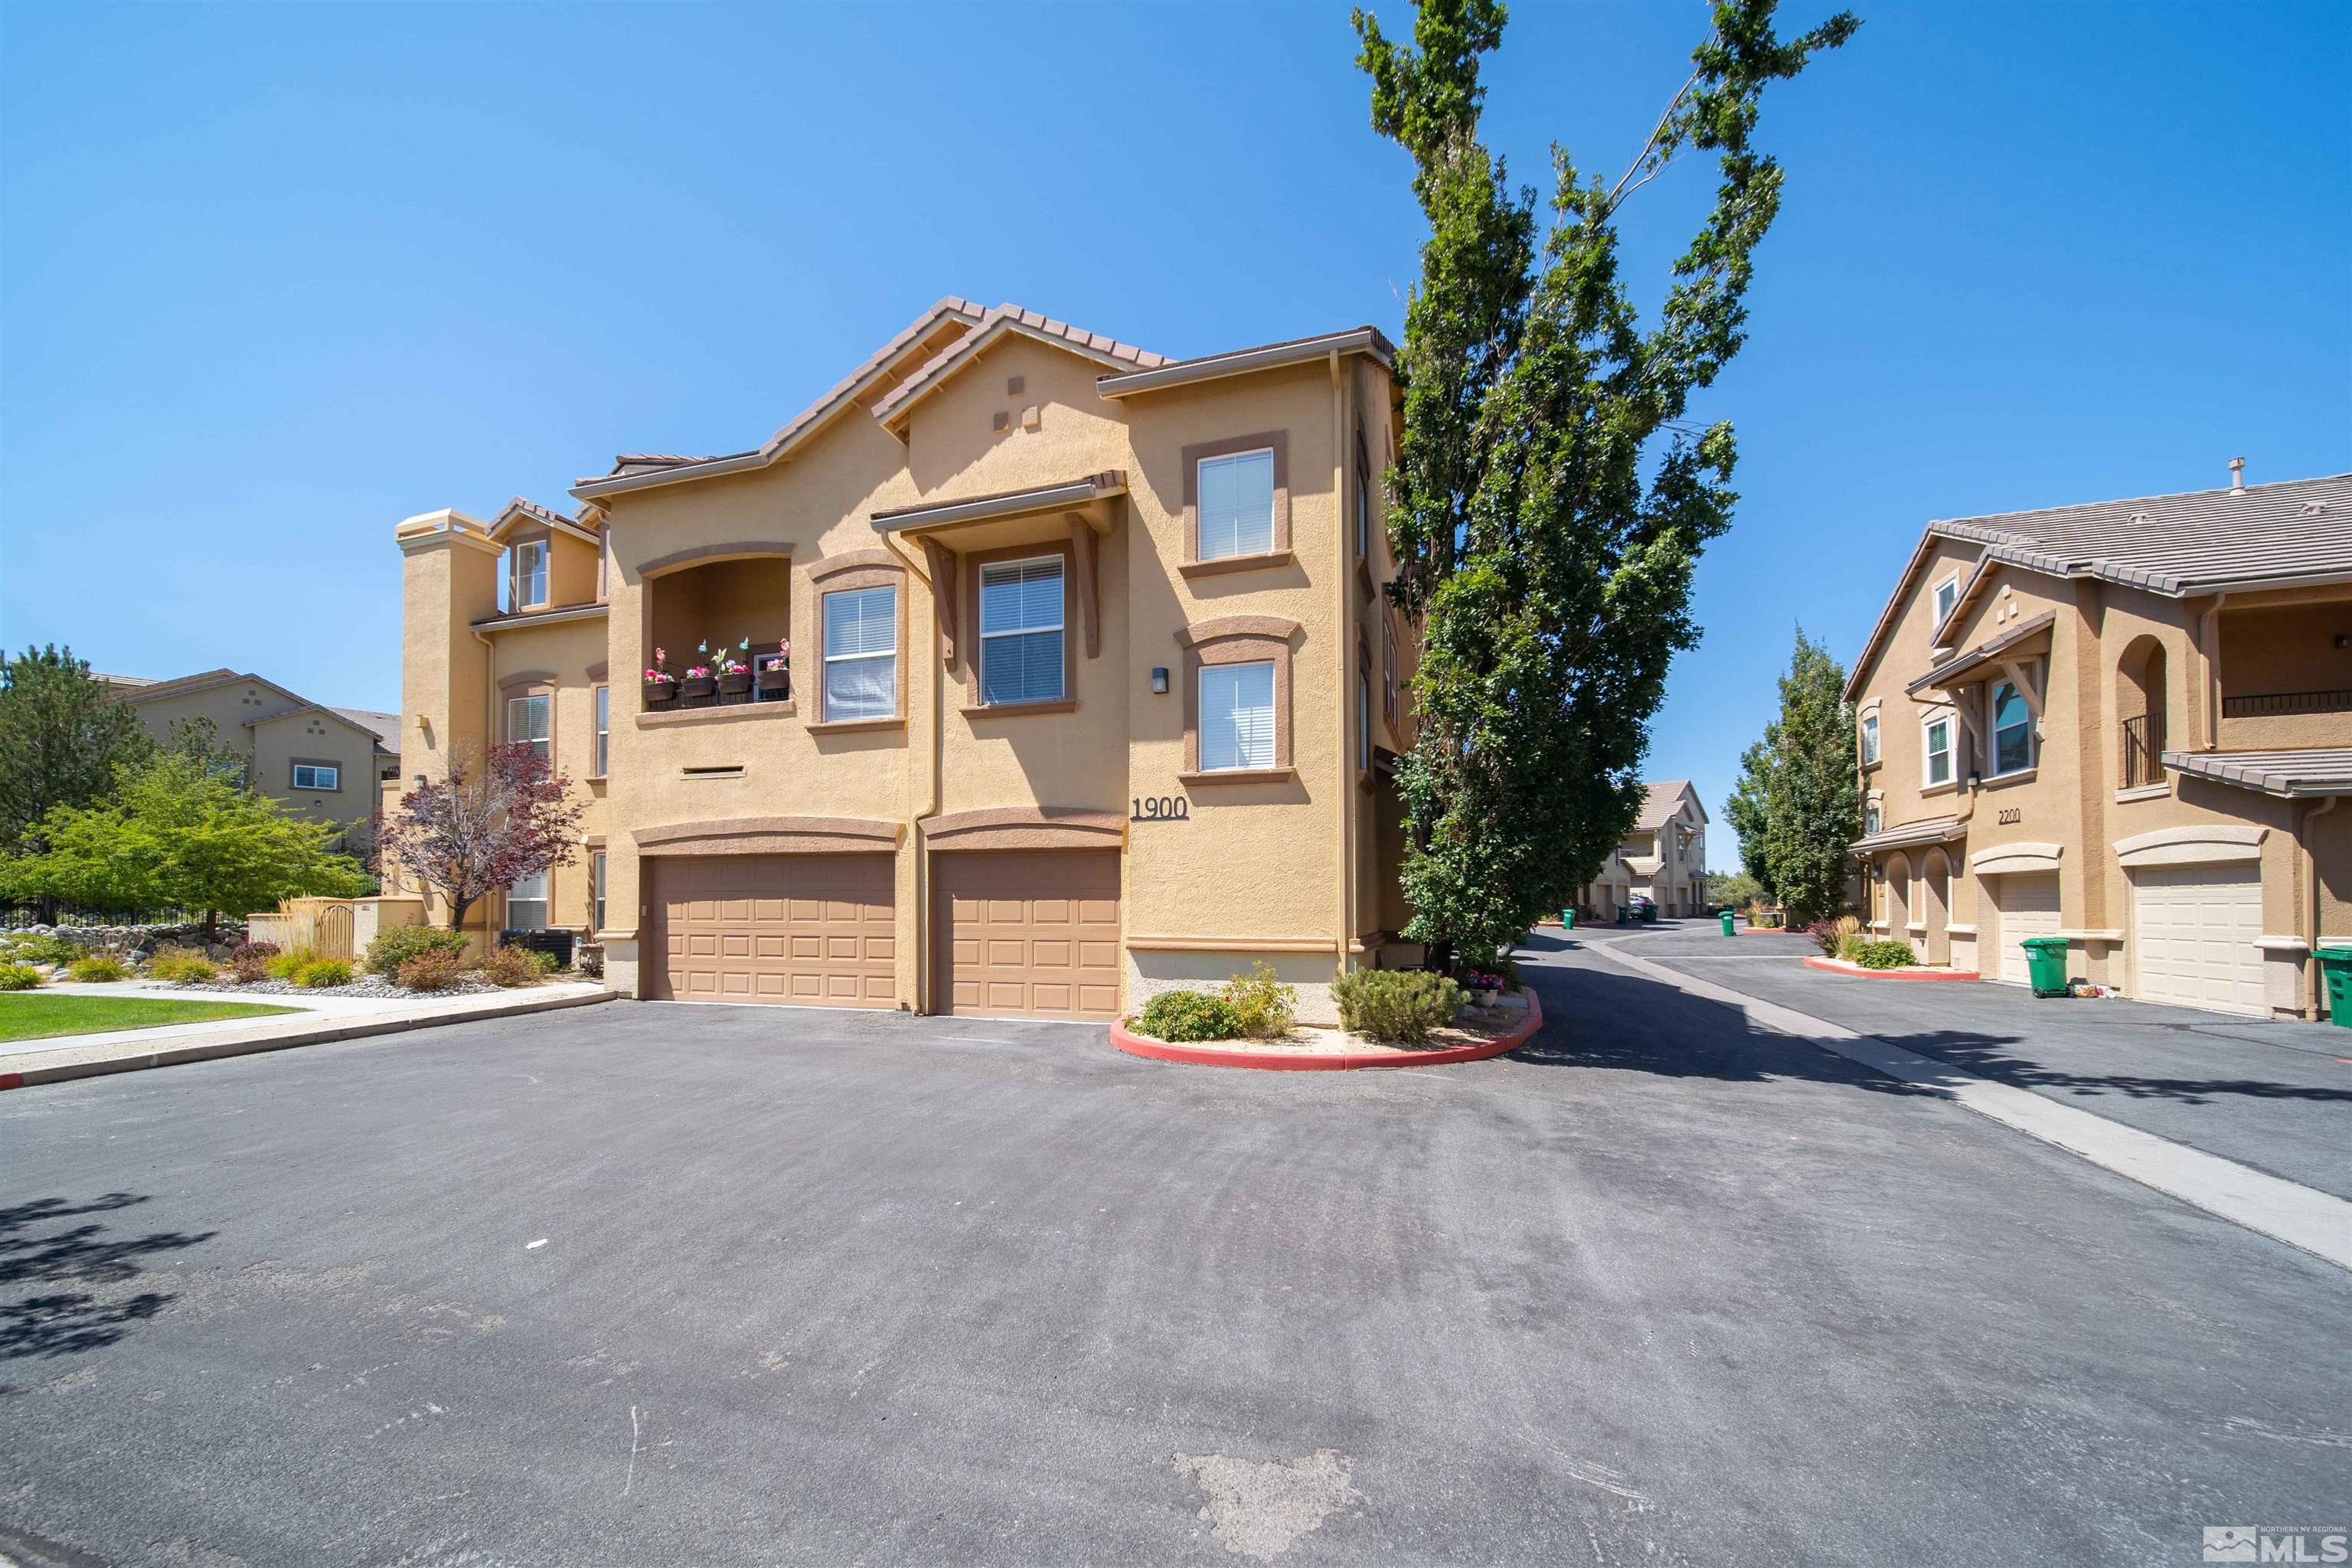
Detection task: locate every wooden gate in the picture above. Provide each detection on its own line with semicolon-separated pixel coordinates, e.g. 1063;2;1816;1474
250;897;357;959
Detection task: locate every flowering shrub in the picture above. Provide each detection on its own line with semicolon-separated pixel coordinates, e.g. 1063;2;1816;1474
229;940;279;983
1220;962;1297;1038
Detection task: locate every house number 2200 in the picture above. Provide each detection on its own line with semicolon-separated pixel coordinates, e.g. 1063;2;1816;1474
1997;808;2022;825
1132;795;1191;822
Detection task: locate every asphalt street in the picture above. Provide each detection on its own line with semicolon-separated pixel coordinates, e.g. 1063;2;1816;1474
4;937;2347;1566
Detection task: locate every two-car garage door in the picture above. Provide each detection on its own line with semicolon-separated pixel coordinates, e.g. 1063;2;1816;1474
645;849;1122;1021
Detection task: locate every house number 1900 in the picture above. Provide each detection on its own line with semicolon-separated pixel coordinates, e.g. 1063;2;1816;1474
1132;795;1191;822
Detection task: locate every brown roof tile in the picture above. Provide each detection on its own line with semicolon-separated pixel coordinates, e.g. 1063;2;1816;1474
869;302;1165;421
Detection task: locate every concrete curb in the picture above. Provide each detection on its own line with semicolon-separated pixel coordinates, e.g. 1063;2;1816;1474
0;988;615;1089
1803;956;1982;982
1592;941;2352;1272
1112;988;1543;1071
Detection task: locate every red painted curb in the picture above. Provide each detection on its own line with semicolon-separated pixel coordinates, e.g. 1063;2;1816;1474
0;1072;21;1092
1112;988;1544;1071
1802;956;1981;982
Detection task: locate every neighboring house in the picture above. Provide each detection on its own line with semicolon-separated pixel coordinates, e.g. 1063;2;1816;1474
99;668;399;841
394;297;1415;1022
1843;467;2352;1019
1573;781;1707;918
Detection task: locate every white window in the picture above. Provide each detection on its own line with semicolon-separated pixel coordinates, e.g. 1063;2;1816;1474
822;586;897;720
598;532;611;600
593;685;609;776
1860;712;1880;765
507;869;548;932
1923;713;1952;786
591;852;606;934
507;694;550;762
292;763;338;791
978;557;1065;706
1864;802;1881;836
1200;661;1276;773
1357;668;1373;773
511;541;548;609
1991;681;2034;774
1933;574;1959;626
1197;449;1276;560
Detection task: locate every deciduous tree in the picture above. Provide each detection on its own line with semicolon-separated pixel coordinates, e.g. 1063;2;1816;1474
380;742;584;935
1724;735;1777;900
0;645;152;852
1759;627;1860;923
1356;0;1855;960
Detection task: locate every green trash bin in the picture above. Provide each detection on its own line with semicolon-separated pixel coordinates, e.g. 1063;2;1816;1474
2318;944;2352;1028
1720;910;1736;938
2020;936;2071;998
1561;909;1577;930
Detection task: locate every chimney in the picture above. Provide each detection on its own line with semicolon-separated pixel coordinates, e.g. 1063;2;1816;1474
2229;456;2246;495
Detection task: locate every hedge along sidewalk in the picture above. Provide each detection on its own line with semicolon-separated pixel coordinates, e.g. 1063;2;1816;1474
1802;955;1981;982
0;982;611;1089
1113;989;1544;1072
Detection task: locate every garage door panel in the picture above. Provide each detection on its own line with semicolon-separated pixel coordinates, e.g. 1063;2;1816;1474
646;854;897;1008
1990;872;2060;986
936;851;1122;1021
2134;864;2263;1016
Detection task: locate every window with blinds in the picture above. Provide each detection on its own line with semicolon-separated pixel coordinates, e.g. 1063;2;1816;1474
507;694;550;762
1197;449;1276;560
823;586;897;720
1200;661;1276;772
979;557;1065;705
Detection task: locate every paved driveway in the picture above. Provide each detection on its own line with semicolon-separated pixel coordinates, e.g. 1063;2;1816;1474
1604;923;2352;1199
4;953;2348;1566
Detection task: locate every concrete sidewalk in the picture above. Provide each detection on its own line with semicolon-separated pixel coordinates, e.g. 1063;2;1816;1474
0;982;612;1088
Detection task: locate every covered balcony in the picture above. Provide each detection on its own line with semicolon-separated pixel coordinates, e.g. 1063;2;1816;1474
642;552;792;712
2213;599;2352;752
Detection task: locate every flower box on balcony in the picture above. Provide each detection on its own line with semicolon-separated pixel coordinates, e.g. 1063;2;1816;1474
678;675;717;707
642;677;678;712
717;671;753;705
756;664;791;701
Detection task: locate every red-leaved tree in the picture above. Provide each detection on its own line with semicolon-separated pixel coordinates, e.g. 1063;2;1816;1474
381;742;585;934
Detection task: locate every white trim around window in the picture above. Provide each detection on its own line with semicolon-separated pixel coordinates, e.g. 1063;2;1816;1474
1860;710;1880;766
507;693;551;763
1196;447;1277;561
1922;709;1954;788
1932;573;1959;628
511;540;549;609
978;555;1066;706
593;684;609;776
822;584;899;721
291;762;339;791
506;868;549;933
1990;678;2035;776
1200;659;1276;773
591;851;607;934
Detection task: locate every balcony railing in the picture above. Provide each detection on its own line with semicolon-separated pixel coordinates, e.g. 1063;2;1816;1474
2221;688;2352;718
2120;711;2166;790
643;666;791;714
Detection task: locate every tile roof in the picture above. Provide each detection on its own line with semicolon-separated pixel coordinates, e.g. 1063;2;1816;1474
2163;748;2352;799
1849;816;1965;854
1634;780;1698;830
869;302;1165;422
1929;472;2352;596
331;707;401;752
1097;325;1395;398
1905;610;2058;695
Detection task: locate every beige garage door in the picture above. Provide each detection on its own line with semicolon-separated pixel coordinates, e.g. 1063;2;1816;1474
935;851;1121;1021
1990;871;2061;986
647;854;896;1007
2133;864;2265;1016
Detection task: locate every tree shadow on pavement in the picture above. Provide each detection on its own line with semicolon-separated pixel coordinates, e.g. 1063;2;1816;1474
0;1194;215;1380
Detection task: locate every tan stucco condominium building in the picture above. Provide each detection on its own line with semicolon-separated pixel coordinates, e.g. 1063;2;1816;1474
100;668;398;839
394;299;1416;1022
1576;780;1707;919
1844;467;2351;1020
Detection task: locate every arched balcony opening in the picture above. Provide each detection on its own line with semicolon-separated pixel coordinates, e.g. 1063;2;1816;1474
643;553;793;710
2118;635;2168;790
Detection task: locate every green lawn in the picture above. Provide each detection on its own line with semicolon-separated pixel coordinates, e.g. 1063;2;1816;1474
0;993;302;1044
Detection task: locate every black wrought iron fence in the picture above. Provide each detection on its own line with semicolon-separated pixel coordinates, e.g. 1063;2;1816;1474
2119;712;2166;790
1;903;203;931
2220;688;2352;718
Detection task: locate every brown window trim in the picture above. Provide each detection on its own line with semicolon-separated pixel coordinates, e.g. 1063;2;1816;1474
1178;549;1295;582
1180;430;1289;566
1177;613;1300;780
962;539;1078;714
812;560;908;726
289;756;345;793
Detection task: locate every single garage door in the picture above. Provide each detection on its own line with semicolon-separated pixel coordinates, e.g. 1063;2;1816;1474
1990;871;2060;986
934;851;1121;1021
2133;863;2265;1016
646;854;896;1007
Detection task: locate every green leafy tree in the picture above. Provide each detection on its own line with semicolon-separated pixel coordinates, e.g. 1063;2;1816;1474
0;753;366;938
0;645;153;852
1707;869;1763;908
1724;735;1777;900
162;716;252;787
1756;627;1860;923
1356;0;1855;961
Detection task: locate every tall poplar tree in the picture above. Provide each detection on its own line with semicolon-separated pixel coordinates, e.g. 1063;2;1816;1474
1355;0;1854;959
1758;627;1860;923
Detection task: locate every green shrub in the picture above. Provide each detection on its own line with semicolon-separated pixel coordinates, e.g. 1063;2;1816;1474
523;948;562;977
1853;939;1916;970
0;933;74;965
1135;988;1241;1042
395;947;466;992
1332;969;1461;1044
1220;962;1297;1038
67;955;132;983
480;945;540;988
292;958;352;988
364;925;469;978
147;955;220;985
228;940;279;984
264;947;316;981
0;962;44;991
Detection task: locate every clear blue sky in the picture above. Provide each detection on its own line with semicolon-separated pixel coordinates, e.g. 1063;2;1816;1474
4;2;2345;868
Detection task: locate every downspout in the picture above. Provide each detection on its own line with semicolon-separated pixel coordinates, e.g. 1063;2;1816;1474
886;529;942;1014
2200;592;2230;750
1331;347;1353;975
2304;794;2340;1021
472;619;497;943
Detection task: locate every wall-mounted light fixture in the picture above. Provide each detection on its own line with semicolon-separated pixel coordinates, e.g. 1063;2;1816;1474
413;773;429;787
1151;666;1170;694
1966;769;1982;792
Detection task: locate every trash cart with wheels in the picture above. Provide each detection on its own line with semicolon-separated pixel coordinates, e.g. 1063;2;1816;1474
1561;909;1577;930
2020;936;2071;998
1720;910;1736;938
2318;944;2352;1028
